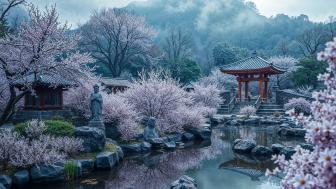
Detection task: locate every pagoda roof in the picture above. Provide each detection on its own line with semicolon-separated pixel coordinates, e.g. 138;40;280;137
13;74;75;88
101;77;131;88
220;55;285;75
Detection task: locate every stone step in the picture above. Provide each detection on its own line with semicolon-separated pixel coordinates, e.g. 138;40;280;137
260;106;283;109
257;109;285;112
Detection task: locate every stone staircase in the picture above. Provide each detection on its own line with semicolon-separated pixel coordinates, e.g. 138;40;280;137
217;101;255;115
217;103;229;114
217;100;285;116
256;103;285;116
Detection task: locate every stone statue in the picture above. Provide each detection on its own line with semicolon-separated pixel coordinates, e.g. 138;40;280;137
90;84;103;121
143;117;159;141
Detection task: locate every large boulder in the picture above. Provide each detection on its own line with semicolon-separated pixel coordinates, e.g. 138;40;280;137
75;126;106;152
199;129;211;140
31;164;64;183
278;127;306;137
95;152;117;169
0;175;11;189
251;145;273;159
78;159;94;175
13;170;29;187
105;122;121;139
164;141;176;150
148;138;165;148
300;143;314;151
171;175;197;189
121;143;142;154
141;141;152;152
271;144;285;154
0;184;5;189
280;147;296;159
188;128;211;140
167;134;183;142
182;133;195;141
232;139;256;153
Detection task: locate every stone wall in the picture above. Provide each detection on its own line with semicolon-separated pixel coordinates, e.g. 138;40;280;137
11;108;76;124
276;89;314;105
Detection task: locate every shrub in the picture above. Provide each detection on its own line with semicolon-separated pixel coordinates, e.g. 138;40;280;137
44;120;75;136
284;97;311;115
239;105;257;117
14;120;75;137
64;161;80;181
1;120;83;169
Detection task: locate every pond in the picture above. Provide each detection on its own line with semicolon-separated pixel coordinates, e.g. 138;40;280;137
27;125;304;189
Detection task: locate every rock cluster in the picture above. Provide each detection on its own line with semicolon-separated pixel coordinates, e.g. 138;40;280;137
233;139;313;160
171;175;197;189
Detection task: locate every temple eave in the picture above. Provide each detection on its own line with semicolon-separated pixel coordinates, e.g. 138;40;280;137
220;67;284;75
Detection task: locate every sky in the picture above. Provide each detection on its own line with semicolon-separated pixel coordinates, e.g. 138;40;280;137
29;0;336;27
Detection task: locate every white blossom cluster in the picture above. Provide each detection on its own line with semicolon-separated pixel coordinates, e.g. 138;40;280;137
0;120;83;169
65;70;222;141
284;97;311;115
268;38;336;189
239;105;257;117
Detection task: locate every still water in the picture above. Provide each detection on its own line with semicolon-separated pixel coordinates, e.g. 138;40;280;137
28;126;304;189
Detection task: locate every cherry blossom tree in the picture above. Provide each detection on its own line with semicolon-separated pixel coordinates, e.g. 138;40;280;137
0;0;26;23
122;70;200;133
80;8;156;77
267;38;336;189
0;5;93;125
269;56;298;89
199;69;237;91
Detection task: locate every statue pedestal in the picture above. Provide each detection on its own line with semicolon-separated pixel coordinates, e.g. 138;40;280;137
88;119;105;131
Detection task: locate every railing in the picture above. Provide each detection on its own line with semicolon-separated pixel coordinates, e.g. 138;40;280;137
254;95;262;110
227;97;236;113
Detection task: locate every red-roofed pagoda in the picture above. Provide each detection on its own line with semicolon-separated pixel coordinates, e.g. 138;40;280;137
220;52;285;102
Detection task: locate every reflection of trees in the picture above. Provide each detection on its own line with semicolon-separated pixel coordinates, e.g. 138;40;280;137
106;148;217;189
106;132;228;189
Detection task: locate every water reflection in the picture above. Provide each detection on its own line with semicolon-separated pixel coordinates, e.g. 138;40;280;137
27;126;303;189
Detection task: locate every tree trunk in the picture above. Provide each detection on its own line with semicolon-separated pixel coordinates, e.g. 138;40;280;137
0;86;27;125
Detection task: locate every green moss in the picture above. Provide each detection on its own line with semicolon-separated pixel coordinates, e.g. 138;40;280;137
104;143;117;153
13;120;75;137
44;120;75;136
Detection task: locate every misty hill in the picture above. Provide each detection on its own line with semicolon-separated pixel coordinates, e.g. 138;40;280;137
126;0;318;57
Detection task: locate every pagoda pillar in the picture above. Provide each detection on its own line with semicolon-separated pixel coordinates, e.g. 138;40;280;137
245;81;249;100
264;80;268;100
238;80;242;101
259;79;263;99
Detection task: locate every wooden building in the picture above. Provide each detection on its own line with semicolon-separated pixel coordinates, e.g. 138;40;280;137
101;78;131;93
220;52;285;102
14;74;74;110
